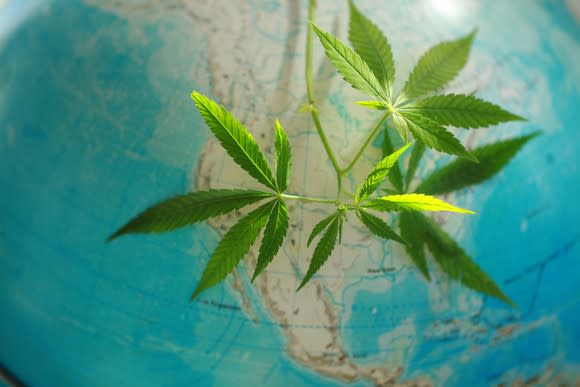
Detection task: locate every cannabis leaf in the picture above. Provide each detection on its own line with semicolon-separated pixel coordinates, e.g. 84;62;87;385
399;212;430;279
107;189;273;241
382;129;404;193
108;3;531;306
252;199;289;281
405;141;425;191
416;132;539;195
191;200;275;299
274;119;292;192
356;100;387;110
416;213;514;306
348;0;395;101
298;214;340;290
392;109;411;142
401;94;525;129
358;209;405;245
310;22;389;101
356;142;411;203
396;111;477;161
191;91;277;190
307;213;338;247
400;30;475;100
364;193;475;214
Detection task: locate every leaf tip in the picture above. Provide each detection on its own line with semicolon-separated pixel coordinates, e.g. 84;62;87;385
466;27;478;43
105;234;117;243
296;279;308;292
106;227;126;243
506;298;517;308
190;90;201;101
190;287;202;302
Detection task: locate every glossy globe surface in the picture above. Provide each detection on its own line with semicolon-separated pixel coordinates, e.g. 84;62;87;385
1;1;579;386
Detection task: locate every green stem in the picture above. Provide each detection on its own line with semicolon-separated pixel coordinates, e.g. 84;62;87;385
306;0;342;194
341;111;391;174
280;193;338;205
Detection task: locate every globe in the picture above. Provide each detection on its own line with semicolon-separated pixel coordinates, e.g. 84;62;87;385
1;1;579;386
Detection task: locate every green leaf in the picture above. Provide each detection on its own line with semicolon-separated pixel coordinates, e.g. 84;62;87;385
191;91;277;190
297;217;340;291
405;141;425;192
402;94;525;129
107;189;273;241
348;0;395;100
356;142;411;203
392;111;411;142
307;213;338;247
416;132;540;195
356;100;387;110
364;193;475;214
400;29;476;99
191;200;274;299
396;111;477;162
382;129;404;193
310;22;389;101
420;213;514;306
358;209;405;245
274;119;292;192
252;200;289;281
399;212;430;279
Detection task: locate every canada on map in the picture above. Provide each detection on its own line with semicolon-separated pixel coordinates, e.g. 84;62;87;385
0;0;579;386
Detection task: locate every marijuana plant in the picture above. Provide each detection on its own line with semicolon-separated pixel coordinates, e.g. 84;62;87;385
108;0;535;306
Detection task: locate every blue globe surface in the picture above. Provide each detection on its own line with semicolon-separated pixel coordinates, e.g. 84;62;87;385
1;1;579;386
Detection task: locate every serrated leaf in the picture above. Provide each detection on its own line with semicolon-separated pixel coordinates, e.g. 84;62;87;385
396;111;477;162
310;22;388;101
399;212;430;279
392;111;410;142
416;132;540;195
348;0;395;100
252;200;289;281
107;189;273;241
419;213;514;306
400;29;476;99
356;142;411;203
364;193;475;214
356;100;387;110
191;91;276;190
297;217;340;290
382;129;404;193
307;213;338;247
191;200;274;299
405;141;425;192
358;209;405;245
402;94;525;129
274;119;292;192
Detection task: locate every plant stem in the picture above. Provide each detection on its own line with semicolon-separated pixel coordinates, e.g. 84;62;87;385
280;193;337;205
306;0;342;194
341;111;391;174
